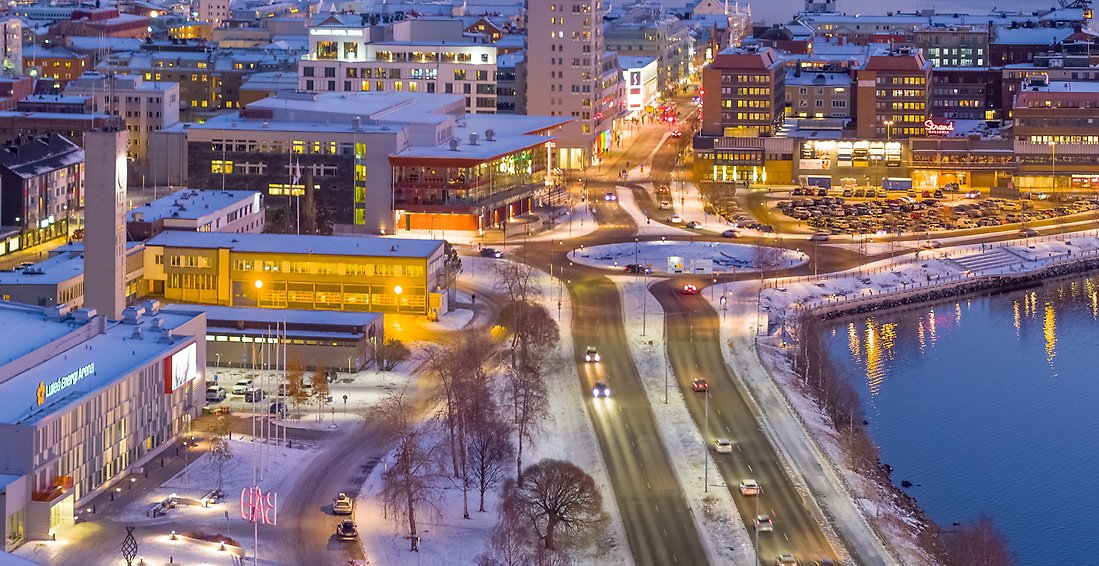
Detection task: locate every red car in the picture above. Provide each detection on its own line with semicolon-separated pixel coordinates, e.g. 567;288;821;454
681;284;699;295
692;379;709;392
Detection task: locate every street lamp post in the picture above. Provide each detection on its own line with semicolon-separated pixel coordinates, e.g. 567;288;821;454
703;390;709;493
883;119;894;141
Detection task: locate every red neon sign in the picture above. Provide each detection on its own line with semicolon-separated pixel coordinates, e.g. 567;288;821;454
241;486;277;525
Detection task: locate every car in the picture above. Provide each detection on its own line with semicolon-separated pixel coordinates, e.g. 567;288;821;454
739;479;760;495
333;493;354;515
624;264;651;274
776;555;799;566
656;185;671;195
603;192;618;202
692;378;709;392
232;379;254;395
205;386;227;402
817;188;828;197
721;229;740;238
814;560;837;566
244;388;266;403
934;190;944;199
808;233;830;242
921;240;943;250
336;520;358;541
964;190;981;199
713;438;733;454
269;401;287;416
278;381;312;396
684;220;702;229
681;283;698;295
584;346;601;362
592;382;611;398
1019;227;1039;237
671;130;683;138
755;514;774;532
758;224;775;233
659;200;672;210
668;214;682;224
479;247;503;258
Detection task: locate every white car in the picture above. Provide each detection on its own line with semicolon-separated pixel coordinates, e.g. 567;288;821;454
333;493;353;515
659;201;672;210
713;438;733;454
232;379;254;395
584;346;600;363
755;514;774;532
775;554;799;566
668;214;682;224
739;479;760;496
205;386;227;402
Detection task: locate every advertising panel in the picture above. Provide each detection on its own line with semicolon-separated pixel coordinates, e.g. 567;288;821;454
163;342;198;394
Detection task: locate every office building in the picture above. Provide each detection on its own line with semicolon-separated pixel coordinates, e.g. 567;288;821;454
0;134;84;250
912;24;989;68
22;45;89;86
0;243;145;309
604;6;695;94
64;73;180;159
198;0;230;28
854;46;932;138
143;231;446;316
699;45;785;137
526;0;623;169
619;56;659;116
126;189;265;240
496;52;525;114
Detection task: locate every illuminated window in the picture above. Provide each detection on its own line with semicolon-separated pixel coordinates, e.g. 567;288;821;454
211;160;233;174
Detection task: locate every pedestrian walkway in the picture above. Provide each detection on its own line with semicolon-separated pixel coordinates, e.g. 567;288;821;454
950;247;1025;273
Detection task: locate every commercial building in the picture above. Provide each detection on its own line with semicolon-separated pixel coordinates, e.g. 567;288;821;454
526;0;623;169
604;6;695;93
1011;80;1099;192
699;45;785;137
854;46;932;138
126;189;264;240
0;243;145;309
0;112;121;149
198;0;230;28
142;231;446;316
199;305;382;371
155;90;567;234
0;134;84;249
300;16;500;114
48;8;151;40
912;24;989;68
21;45;90;86
0;301;207;549
619;56;659;116
64;73;181;159
784;68;851;120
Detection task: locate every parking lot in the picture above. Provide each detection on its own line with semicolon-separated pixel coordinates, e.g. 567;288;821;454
769;188;1099;237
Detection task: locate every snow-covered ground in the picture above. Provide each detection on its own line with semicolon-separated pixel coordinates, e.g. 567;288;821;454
614;185;697;237
614;276;754;565
569;240;807;274
356;257;633;566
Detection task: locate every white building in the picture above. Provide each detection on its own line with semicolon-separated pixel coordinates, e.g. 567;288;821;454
0;301;207;550
525;0;623;169
197;0;230;28
64;72;180;160
618;56;659;115
0;17;21;74
300;15;499;114
126;189;265;240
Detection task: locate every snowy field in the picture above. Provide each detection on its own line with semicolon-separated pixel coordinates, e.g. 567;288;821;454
570;240;807;274
356;257;633;566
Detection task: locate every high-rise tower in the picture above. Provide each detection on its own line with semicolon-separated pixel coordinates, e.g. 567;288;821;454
83;128;128;320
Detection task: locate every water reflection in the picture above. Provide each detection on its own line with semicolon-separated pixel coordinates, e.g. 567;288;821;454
1044;301;1056;370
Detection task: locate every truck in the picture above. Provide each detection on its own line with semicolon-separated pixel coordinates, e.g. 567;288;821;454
882;177;913;192
798;174;832;189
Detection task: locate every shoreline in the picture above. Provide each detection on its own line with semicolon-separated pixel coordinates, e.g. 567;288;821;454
788;252;1099;562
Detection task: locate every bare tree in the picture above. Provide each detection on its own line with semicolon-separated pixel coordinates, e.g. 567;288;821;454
499;301;560;370
208;416;233;493
286;359;309;419
377;393;441;552
942;513;1014;566
503;459;606;552
378;339;411;371
478;511;574;566
310;368;330;421
505;363;552;480
468;409;514;513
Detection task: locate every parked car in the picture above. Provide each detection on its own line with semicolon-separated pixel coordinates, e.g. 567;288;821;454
232;379;253;395
244;388;266;403
336;520;358;541
692;378;709;392
333;493;354;515
479;247;503;258
591;382;611;398
205;386;227;402
713;438;733;454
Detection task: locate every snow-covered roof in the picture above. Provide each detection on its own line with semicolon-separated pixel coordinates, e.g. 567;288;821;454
185;304;381;328
785;69;851;86
127;189;260;223
0;134;84;180
0;253;84;285
618;55;658;70
145;231;444;259
0;305;205;425
992;27;1074;45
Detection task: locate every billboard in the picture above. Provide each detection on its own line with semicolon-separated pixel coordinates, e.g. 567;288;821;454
163;342;198;393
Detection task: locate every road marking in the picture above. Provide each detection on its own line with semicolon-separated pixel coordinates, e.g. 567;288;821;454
783;532;789;542
747;464;753;472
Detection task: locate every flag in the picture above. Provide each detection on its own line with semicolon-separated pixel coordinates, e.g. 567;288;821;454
291;159;301;185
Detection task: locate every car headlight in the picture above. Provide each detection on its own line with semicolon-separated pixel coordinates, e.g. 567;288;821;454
594;354;600;361
592;388;600;397
584;355;591;361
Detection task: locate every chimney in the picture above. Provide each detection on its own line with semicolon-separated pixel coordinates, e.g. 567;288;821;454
82;129;128;320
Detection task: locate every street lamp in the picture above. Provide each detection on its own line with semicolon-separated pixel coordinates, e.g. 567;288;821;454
883;119;894;141
254;280;263;289
394;285;403;313
1049;140;1057;199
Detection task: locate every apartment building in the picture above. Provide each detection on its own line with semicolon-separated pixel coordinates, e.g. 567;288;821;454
854;45;932;138
699;45;785;137
526;0;623;169
0;134;83;249
64;72;180;159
